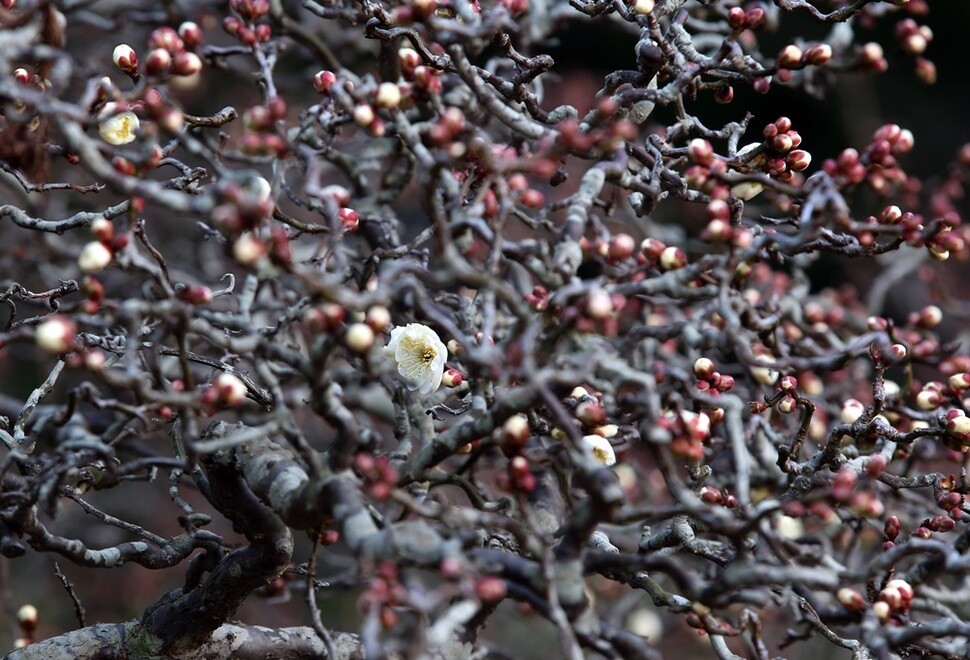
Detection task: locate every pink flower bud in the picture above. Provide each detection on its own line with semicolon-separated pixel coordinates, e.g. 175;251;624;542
474;576;507;603
149;27;183;53
442;368;463;388
339;207;359;232
640;237;666;260
804;44;832;66
884;515;901;541
837;588;866;613
608;233;636;262
687;138;714;166
145;48;172;76
398;48;421;74
576;400;607;426
214;373;247;406
787;150;812;171
178;22;203;48
727;7;745;29
172;52;202;77
777;45;803;69
313;70;337;93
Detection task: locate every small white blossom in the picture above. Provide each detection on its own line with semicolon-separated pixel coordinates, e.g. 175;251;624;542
98;110;139;145
382;323;447;395
582;434;616;466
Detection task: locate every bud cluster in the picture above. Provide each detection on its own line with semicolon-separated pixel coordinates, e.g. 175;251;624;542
359;562;407;630
200;373;249;413
353;453;399;501
692;357;734;394
224;0;272;46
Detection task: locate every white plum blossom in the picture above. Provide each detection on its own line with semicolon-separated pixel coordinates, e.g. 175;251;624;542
98;110;139;145
382;323;447;395
581;434;617;467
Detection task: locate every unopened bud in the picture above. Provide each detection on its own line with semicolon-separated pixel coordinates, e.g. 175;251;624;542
313;70;337;93
804;44;832;65
375;82;402;109
353;104;375;127
365;306;390;332
687;138;714;166
345;322;376;353
777;45;803;68
585;289;613;320
172;51;202;77
659;246;687;271
36;316;77;354
214;373;247;406
693;357;715;379
837;588;865;613
632;0;654;14
112;44;138;75
442;368;463;388
841;399;865;424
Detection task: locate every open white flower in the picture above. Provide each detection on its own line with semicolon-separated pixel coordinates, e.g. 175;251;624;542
581;434;616;467
98;110;139;145
382;323;447;395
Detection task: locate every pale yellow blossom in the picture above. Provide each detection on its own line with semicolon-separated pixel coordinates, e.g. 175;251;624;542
99;110;139;145
382;323;447;395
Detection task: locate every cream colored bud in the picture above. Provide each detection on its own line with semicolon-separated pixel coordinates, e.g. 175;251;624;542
592;424;618;438
749;357;778;386
78;241;113;273
112;44;138;74
693;357;714;378
17;605;38;627
626;608;662;642
366;306;391;332
883;379;900;399
36;317;76;354
915;389;941;410
214;373;247;406
633;0;654;14
731;181;764;201
840;399;865;424
948;412;970;437
353;104;376;126
570;386;590;399
777;515;804;539
345;322;376;353
585;289;613;319
232;234;267;266
502;414;530;444
375;82;402;109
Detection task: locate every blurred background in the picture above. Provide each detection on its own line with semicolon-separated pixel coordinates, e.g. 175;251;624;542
2;1;969;657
